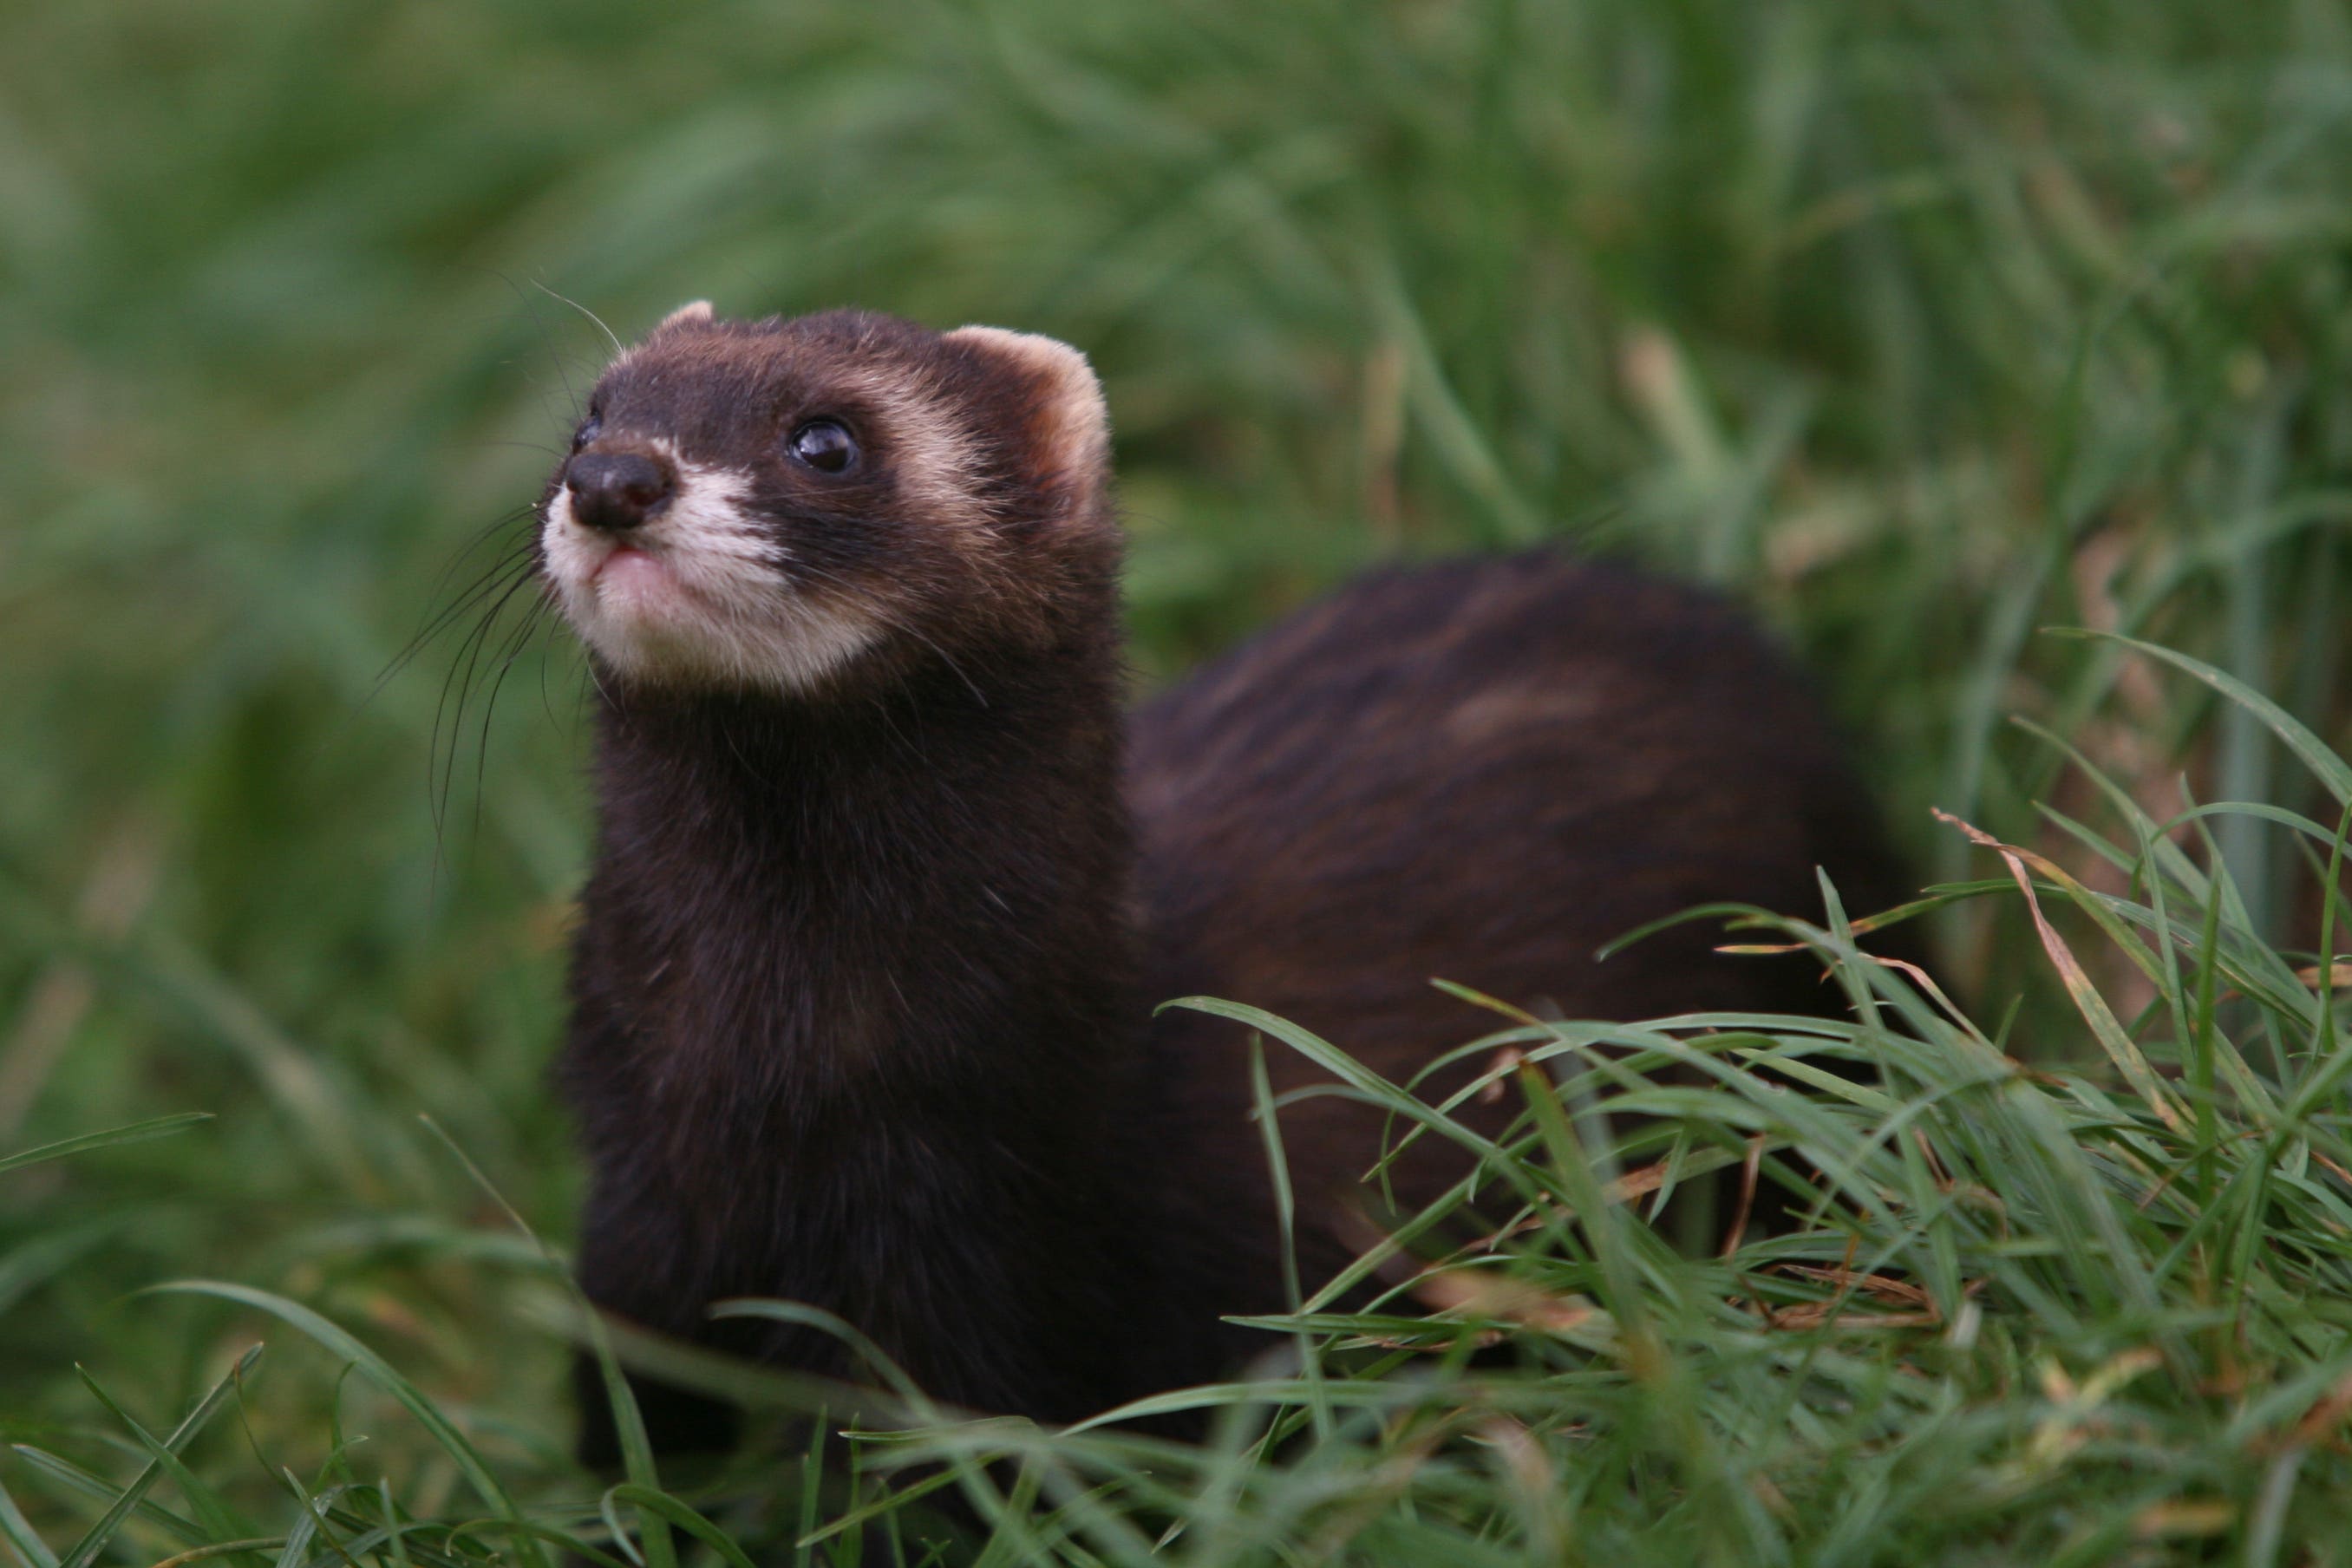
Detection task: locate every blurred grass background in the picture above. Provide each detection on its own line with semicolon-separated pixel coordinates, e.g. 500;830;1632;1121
6;0;2352;1545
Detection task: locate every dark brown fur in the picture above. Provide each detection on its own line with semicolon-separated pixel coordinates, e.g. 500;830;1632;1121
1130;558;1918;1323
534;308;1918;1463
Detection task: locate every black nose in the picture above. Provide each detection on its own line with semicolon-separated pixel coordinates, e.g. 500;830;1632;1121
565;451;674;532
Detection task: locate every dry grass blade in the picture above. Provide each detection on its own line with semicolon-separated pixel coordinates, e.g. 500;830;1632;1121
1404;1270;1597;1337
1935;810;2186;1134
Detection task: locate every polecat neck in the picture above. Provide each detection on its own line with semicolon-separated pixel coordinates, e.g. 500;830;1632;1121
560;623;1168;1415
585;635;1133;1091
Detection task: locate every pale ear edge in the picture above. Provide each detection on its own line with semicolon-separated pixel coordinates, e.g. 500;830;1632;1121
657;299;715;332
944;324;1111;483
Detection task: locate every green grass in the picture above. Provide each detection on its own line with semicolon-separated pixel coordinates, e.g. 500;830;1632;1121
9;0;2352;1560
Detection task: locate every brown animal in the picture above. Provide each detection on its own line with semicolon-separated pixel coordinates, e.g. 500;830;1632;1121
528;304;1916;1463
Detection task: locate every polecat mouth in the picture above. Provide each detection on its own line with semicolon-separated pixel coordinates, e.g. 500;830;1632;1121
551;506;729;629
540;455;884;693
585;541;690;610
586;540;663;589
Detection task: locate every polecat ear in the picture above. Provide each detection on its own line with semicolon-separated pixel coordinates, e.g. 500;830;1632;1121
944;325;1111;495
657;299;715;332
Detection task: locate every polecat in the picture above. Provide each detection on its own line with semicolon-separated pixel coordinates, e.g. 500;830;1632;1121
531;304;1918;1462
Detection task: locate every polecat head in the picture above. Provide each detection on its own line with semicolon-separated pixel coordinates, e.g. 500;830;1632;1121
538;304;1116;695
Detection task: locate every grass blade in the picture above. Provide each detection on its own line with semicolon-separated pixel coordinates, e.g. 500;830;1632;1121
0;1114;212;1179
54;1345;261;1568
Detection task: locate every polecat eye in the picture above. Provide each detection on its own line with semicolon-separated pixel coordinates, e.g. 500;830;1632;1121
572;415;603;452
787;420;859;474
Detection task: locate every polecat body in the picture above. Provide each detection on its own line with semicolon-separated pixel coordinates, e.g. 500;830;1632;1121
533;304;1915;1460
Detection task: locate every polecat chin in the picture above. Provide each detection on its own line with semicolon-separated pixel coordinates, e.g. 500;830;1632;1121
530;303;1921;1463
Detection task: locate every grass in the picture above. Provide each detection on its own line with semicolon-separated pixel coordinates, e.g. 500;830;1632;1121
8;0;2352;1560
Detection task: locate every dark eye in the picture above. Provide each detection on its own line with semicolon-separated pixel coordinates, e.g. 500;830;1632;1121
571;415;603;452
787;419;859;474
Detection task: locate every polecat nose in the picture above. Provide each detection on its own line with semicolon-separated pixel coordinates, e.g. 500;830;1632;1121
565;452;674;532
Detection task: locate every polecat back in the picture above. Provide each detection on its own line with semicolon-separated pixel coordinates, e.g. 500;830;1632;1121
1130;554;1918;1312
